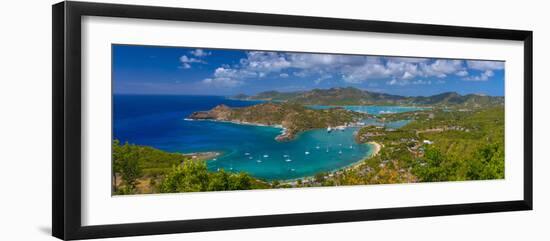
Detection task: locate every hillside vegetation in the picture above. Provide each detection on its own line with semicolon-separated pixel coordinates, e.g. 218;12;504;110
112;140;270;195
188;102;369;141
317;106;505;186
234;87;503;107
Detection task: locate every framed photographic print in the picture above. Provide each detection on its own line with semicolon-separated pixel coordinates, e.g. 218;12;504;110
52;1;533;240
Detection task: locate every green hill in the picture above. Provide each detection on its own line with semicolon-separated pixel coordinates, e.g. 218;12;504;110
233;87;503;107
188;102;369;141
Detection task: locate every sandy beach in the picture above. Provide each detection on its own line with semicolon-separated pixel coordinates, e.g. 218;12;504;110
367;141;382;157
279;141;383;185
343;141;381;171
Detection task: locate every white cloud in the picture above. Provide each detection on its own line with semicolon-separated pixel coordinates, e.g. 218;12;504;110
293;71;308;78
240;51;291;74
190;49;211;57
464;70;494;81
179;55;206;69
342;63;391;83
202;77;243;87
402;71;415;80
420;60;464;78
199;51;504;87
180;55;203;63
412;79;432;85
202;67;254;87
213;67;257;79
387;78;431;86
466;60;504;71
456;70;469;77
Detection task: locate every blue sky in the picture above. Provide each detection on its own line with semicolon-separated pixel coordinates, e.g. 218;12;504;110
113;45;505;96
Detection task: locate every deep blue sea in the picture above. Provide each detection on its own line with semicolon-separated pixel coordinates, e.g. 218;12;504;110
113;95;414;180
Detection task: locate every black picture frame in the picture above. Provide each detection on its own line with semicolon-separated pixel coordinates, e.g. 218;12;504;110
52;1;533;240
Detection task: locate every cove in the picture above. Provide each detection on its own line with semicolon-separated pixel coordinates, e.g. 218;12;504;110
113;95;414;181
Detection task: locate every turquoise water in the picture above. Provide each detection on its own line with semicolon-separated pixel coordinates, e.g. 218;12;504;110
308;105;427;115
206;125;372;180
114;95;415;180
360;118;411;129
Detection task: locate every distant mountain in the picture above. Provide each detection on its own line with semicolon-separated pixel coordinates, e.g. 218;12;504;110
233;87;503;107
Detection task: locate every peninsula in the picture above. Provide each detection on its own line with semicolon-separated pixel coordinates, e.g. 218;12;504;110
188;102;370;141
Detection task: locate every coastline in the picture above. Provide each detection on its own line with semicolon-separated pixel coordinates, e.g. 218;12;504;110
182;151;221;161
185;118;283;129
185;118;296;141
279;141;382;185
185;117;383;183
336;141;381;171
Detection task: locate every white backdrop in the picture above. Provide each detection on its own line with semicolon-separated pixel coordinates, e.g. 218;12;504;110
0;0;548;240
81;15;524;226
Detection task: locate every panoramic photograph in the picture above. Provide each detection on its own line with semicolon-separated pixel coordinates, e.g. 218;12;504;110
112;45;505;195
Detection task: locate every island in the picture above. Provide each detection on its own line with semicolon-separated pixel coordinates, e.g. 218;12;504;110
113;87;505;195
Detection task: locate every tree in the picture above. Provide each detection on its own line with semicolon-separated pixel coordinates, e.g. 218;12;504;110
314;172;326;183
112;139;122;193
467;143;504;180
112;140;143;194
208;169;230;191
228;172;252;190
414;148;452;182
160;160;209;193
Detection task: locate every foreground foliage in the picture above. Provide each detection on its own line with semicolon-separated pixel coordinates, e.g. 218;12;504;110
319;106;505;186
112;140;269;195
113;105;505;193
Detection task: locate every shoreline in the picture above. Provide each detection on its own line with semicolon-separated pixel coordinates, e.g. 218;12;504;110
185;117;383;183
186;118;301;141
182;151;221;161
279;141;382;184
185;118;283;129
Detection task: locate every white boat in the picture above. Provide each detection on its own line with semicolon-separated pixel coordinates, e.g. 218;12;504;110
327;127;332;132
257;160;262;163
338;150;343;154
305;151;310;155
263;154;269;158
285;159;292;162
316;146;320;149
244;152;250;156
